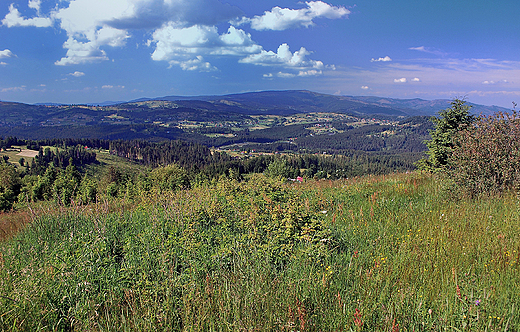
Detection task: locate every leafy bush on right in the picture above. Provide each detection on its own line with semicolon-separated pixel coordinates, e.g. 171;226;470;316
448;109;520;196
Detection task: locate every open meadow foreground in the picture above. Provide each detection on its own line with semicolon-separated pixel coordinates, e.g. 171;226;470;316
1;172;519;331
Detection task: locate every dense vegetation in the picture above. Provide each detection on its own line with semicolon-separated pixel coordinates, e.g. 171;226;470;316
1;172;519;330
0;135;423;212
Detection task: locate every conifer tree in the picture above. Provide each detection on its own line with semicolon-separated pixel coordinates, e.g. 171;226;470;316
417;99;474;171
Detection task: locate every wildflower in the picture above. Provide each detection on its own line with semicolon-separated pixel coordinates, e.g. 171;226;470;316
456;285;462;299
475;299;480;306
353;308;363;328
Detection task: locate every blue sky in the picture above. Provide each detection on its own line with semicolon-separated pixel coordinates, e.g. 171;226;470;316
0;0;519;108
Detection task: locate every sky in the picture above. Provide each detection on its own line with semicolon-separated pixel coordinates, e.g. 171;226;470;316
0;0;519;108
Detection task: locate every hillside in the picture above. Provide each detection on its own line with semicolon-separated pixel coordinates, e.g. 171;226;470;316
0;91;504;151
1;172;519;330
131;90;507;117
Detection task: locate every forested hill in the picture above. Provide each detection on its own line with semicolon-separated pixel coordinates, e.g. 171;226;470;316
131;90;508;117
0;90;508;145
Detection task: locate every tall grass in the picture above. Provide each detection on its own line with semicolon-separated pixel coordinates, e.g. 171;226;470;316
0;172;519;331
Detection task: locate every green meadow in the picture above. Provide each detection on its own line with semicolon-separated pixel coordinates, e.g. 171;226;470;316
1;172;518;331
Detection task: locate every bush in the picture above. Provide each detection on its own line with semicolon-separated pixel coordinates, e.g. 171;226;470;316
149;163;190;192
448;110;520;196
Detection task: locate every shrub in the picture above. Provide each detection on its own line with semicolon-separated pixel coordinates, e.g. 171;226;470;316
448;110;520;196
150;163;190;191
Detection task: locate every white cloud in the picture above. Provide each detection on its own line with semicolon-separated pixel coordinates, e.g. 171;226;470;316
361;85;369;90
1;4;53;28
276;72;296;78
298;69;322;76
149;24;264;70
482;79;509;85
371;56;392;62
69;71;85;77
47;0;242;65
394;78;407;83
240;43;324;70
411;77;421;82
28;0;42;14
236;1;349;31
102;85;125;89
53;0;131;67
168;56;217;71
106;0;242;30
0;49;15;58
409;46;448;57
1;85;26;92
0;62;7;66
2;0;336;73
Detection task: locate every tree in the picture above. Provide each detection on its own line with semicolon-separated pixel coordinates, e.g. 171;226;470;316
52;162;81;205
0;163;21;211
417;99;474;171
264;158;296;179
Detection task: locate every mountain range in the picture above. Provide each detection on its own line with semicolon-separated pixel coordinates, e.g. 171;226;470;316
126;90;507;117
0;90;510;141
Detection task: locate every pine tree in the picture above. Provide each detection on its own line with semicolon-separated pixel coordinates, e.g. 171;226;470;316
417;99;474;171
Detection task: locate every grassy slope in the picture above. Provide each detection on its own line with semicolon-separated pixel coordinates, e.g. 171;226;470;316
0;172;519;331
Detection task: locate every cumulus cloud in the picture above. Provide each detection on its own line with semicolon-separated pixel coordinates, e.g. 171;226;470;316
2;0;337;73
52;0;133;65
394;78;407;83
28;0;42;14
69;71;85;77
168;56;217;71
361;85;369;90
240;43;323;69
235;1;349;31
0;49;15;58
1;4;53;28
371;56;392;62
411;77;421;82
47;0;242;65
151;25;260;58
0;62;7;66
107;0;242;30
149;24;263;70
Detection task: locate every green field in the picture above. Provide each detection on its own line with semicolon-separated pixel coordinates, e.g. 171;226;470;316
0;172;518;331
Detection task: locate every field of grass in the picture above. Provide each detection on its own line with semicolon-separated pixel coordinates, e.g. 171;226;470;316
0;146;38;170
0;172;519;331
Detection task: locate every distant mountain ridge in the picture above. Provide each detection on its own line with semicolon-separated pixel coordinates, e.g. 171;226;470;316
127;90;508;117
0;90;510;133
